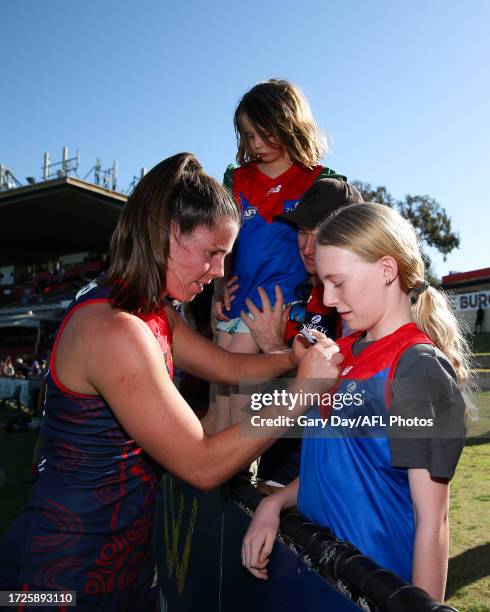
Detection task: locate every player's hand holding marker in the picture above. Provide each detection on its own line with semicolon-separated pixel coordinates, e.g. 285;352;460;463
294;328;343;396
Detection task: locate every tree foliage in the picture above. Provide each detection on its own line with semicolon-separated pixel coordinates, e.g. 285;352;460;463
352;181;460;275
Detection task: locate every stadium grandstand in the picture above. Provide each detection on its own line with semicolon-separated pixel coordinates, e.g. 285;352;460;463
0;166;127;360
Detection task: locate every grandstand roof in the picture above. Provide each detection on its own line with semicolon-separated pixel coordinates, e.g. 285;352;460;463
0;177;126;265
441;267;490;289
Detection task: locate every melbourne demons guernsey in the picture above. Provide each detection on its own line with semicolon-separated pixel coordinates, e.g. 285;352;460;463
0;281;173;594
224;163;345;318
297;323;432;582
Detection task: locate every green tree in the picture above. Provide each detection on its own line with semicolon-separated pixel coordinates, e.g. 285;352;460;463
352;181;460;284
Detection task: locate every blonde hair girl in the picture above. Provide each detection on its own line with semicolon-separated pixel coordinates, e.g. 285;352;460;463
242;203;470;604
317;202;475;399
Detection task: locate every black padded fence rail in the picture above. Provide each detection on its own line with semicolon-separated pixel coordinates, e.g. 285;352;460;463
224;477;457;612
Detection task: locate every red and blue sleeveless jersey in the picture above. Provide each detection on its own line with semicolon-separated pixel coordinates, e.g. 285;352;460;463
297;323;432;582
0;281;173;594
224;163;345;318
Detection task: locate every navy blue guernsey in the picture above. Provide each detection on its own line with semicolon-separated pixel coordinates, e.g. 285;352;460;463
0;281;173;595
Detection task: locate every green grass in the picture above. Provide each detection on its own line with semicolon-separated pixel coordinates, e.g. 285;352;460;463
470;333;490;354
446;391;490;611
0;397;489;610
0;405;39;534
467;389;490;440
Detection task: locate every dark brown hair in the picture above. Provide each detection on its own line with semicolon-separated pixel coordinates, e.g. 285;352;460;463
234;79;326;169
105;152;240;314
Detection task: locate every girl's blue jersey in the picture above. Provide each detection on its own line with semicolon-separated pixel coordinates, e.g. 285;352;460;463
298;323;432;582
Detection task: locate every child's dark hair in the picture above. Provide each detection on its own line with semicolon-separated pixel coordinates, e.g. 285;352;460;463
234;79;326;169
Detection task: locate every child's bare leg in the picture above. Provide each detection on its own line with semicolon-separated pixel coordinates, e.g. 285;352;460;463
228;331;260;424
227;332;261;476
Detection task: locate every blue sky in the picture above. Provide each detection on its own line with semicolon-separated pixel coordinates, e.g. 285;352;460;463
2;0;489;278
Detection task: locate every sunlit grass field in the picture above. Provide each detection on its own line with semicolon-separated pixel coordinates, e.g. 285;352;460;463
0;393;489;610
446;390;490;611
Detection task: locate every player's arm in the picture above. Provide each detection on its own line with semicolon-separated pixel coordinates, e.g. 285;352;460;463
88;313;341;491
168;306;294;384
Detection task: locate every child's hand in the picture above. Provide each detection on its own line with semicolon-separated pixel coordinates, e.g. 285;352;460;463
241;496;281;580
240;285;290;353
213;275;240;322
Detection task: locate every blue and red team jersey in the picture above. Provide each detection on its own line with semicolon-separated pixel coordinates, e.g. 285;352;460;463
297;323;432;582
285;284;341;346
224;162;345;319
0;281;172;602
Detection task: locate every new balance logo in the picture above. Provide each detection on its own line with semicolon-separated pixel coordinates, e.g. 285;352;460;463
267;184;282;195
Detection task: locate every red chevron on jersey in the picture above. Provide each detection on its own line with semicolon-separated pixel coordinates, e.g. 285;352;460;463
232;162;324;223
336;322;433;406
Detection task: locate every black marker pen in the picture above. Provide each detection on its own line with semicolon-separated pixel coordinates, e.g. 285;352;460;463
299;325;317;345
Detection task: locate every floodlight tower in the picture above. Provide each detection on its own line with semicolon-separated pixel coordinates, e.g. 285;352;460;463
42;147;80;179
0;164;22;190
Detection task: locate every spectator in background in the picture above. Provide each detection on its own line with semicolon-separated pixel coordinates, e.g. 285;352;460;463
14;358;29;378
475;305;484;334
29;360;42;378
2;356;15;377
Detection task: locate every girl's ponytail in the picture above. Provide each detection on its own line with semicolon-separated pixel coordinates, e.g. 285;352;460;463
412;285;478;421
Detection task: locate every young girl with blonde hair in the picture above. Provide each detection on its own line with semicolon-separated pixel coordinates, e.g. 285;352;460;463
242;203;471;603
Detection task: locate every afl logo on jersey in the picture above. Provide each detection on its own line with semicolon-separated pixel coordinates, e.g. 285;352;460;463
311;314;322;324
346;381;357;393
243;207;257;220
